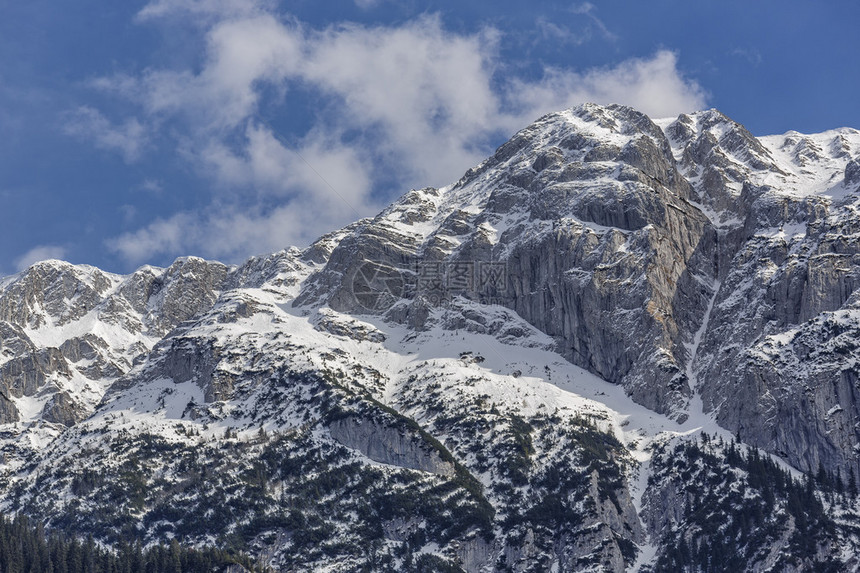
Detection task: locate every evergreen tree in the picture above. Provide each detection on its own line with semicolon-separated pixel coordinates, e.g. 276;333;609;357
0;511;264;572
816;461;830;489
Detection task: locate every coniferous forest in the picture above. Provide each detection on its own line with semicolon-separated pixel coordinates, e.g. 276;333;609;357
0;512;264;573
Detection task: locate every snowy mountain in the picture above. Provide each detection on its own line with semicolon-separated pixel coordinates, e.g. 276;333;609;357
2;103;860;571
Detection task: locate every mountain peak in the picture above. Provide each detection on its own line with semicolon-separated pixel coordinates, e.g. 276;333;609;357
4;103;860;571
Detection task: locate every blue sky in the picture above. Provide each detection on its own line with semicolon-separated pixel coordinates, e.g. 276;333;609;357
1;0;859;275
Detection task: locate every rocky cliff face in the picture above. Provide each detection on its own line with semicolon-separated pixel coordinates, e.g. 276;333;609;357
2;103;860;571
298;105;722;422
298;104;860;486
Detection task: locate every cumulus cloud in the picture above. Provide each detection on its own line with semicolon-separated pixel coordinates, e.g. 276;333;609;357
98;15;496;187
107;204;307;264
94;15;302;132
94;3;708;265
64;106;148;163
14;245;68;271
110;131;373;264
300;17;500;187
196;123;373;218
507;50;707;122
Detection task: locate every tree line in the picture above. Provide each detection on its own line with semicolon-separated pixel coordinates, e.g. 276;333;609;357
0;512;266;573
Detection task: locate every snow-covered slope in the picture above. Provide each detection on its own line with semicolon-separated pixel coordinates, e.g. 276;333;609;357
2;103;860;572
0;252;310;463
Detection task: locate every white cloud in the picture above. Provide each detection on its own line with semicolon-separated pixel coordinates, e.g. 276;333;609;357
137;0;269;21
299;17;500;187
569;2;617;42
535;3;616;47
119;204;138;223
111;126;375;264
94;15;302;132
535;18;585;47
94;8;707;265
507;50;707;122
139;179;164;194
15;245;68;271
730;47;763;67
107;204;308;264
64;106;148;163
352;0;398;10
107;213;188;264
195;123;373;210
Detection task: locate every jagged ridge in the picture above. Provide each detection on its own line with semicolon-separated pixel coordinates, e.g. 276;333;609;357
1;103;860;571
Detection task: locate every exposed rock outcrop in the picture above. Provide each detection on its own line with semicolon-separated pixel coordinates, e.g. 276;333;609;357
328;415;456;476
2;103;860;571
